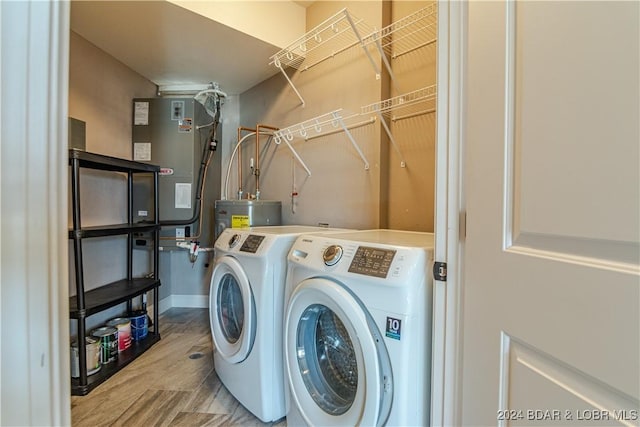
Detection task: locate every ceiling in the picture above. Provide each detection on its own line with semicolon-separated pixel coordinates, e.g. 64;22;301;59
70;1;311;95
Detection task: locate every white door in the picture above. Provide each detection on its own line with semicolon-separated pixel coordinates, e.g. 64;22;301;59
209;256;256;363
460;1;639;426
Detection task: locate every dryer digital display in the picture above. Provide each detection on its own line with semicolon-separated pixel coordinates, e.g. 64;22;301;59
348;246;396;278
240;235;265;253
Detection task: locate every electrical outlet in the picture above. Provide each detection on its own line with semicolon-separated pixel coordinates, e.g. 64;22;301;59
176;227;185;239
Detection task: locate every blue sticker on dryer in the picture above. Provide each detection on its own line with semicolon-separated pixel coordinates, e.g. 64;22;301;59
386;317;402;340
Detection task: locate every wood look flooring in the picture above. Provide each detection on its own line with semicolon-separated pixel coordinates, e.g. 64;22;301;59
71;308;287;427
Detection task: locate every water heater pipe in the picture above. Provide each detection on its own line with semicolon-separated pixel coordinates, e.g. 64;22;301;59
237;127;256;199
223;132;257;200
255;124;279;199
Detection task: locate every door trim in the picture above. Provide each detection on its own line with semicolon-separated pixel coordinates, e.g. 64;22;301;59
432;1;466;426
1;1;71;424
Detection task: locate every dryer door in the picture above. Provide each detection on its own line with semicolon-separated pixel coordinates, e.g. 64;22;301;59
284;278;392;427
209;256;255;364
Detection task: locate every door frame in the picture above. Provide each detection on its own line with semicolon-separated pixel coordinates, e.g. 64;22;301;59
3;0;465;424
0;1;71;425
432;1;466;426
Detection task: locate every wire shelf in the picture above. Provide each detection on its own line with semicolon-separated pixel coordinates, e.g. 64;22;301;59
274;110;372;174
360;85;437;167
274;110;354;141
361;85;437;116
269;9;374;72
364;2;438;59
269;5;437;106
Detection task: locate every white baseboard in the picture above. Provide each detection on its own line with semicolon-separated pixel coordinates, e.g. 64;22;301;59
158;295;209;314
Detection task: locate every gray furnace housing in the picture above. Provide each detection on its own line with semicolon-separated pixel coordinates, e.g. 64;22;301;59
132;97;221;249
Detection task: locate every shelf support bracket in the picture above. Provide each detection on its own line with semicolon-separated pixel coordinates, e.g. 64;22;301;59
283;139;312;176
275;61;305;107
345;12;382;80
374;38;398;92
375;108;406;168
333;111;370;170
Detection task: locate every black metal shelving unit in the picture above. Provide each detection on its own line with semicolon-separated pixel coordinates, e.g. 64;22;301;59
69;148;161;396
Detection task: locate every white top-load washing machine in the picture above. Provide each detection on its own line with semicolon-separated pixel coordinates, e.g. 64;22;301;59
283;229;434;427
209;225;350;422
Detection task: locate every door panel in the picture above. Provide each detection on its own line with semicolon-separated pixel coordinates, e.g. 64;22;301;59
463;1;639;425
507;1;639;267
501;335;638;427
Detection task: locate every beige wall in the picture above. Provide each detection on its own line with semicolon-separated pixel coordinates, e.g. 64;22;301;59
68;32;161;334
387;1;437;231
235;1;436;231
68;32;218;305
237;1;385;230
69;31;157;159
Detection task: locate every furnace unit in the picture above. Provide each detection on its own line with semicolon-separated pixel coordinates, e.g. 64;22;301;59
132;97;221;249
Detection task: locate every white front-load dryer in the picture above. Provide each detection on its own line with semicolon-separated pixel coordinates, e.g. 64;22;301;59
284;229;434;427
209;225;349;422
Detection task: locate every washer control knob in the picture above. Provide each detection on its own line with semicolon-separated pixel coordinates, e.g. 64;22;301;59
323;245;343;266
228;234;241;248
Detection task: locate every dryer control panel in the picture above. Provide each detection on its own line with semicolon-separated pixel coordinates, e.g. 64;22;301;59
348;246;396;278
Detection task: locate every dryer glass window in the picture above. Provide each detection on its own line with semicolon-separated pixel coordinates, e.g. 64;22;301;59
217;273;244;343
296;304;357;415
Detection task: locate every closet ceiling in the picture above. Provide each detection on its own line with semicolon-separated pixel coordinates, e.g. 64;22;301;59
70;1;311;95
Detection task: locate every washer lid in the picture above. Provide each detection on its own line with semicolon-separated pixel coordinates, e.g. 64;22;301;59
285;278;393;426
209;256;255;363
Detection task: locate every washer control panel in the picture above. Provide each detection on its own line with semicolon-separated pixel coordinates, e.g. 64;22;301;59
240;234;265;253
348;246;396;278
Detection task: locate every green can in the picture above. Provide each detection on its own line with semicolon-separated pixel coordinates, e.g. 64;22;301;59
91;326;118;364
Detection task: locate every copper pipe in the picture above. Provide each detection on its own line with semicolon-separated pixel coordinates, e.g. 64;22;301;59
255;124;279;199
237;127;256;199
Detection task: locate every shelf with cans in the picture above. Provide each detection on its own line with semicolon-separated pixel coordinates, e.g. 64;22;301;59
68;149;162;396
